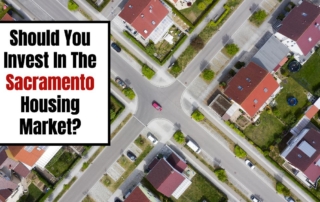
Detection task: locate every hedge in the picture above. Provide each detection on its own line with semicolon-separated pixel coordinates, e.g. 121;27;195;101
162;0;194;28
110;94;125;124
193;0;221;28
224;121;245;137
142;64;155;79
209;5;231;27
160;34;188;65
85;0;110;12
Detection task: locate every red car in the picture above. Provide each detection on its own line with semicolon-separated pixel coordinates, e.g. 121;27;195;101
152;101;162;111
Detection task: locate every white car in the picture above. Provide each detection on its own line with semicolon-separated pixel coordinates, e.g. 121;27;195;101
147;133;158;145
245;159;255;169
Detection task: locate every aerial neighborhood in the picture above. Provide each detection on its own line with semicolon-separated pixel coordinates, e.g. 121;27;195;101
1;0;320;201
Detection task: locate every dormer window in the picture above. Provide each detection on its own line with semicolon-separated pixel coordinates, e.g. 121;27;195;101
238;86;243;91
152;20;155;25
129;5;132;8
254;99;258;104
144;30;148;34
309;37;312;42
264;88;268;92
141;14;144;18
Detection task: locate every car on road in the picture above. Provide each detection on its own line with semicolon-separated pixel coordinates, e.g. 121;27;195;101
111;42;121;52
245;159;255;169
115;77;127;89
126;150;137;161
147;133;158;144
114;197;122;202
152;101;162;111
250;195;261;202
285;196;295;202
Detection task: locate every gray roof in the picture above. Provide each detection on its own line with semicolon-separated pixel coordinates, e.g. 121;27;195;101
251;36;289;72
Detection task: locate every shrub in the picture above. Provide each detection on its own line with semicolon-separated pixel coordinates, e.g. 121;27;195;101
190;36;205;51
68;0;79;11
235;61;245;69
273;107;281;117
145;42;156;55
110;109;116;120
202;69;215;81
192;110;205;121
122;88;136;100
214;168;228;182
276;182;290;196
204;0;213;4
266;107;272;114
234;145;247;158
250;10;268;26
229;69;236;76
169;64;182;77
225;43;239;56
142;64;155;79
314;88;320;97
219;81;227;88
283;112;296;126
198;2;207;11
173;131;185;144
277;13;285;21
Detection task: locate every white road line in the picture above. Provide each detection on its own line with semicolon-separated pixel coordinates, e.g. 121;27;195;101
30;0;55;20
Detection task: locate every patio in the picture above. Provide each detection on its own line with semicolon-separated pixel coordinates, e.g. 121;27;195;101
168;0;196;10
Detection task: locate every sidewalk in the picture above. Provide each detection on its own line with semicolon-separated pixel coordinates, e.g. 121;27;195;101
46;146;103;202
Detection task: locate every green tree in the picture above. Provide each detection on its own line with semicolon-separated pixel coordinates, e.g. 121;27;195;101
141;64;155;79
68;0;79;11
197;2;206;10
234;145;247;158
225;43;239;56
276;182;290;196
204;0;213;5
273;107;281;117
110;109;116;121
202;69;215;81
191;110;205;121
250;9;267;26
122;88;136;100
170;64;182;77
173;131;185;144
214;169;228;182
284;112;296;126
146;43;156;56
190;36;205;51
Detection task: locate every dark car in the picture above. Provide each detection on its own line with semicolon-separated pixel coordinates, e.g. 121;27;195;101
114;197;122;202
111;42;121;52
285;196;295;202
250;195;260;202
127;150;137;161
115;77;127;89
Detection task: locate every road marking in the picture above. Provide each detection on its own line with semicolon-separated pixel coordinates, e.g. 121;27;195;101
30;0;55;20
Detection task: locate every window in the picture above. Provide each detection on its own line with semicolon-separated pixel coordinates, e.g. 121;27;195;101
308;37;312;42
246;78;251;82
144;30;148;34
302;12;307;17
25;146;34;152
37;146;46;150
298;154;302;158
264;88;268;92
238;86;243;91
151;20;155;25
254;99;258;104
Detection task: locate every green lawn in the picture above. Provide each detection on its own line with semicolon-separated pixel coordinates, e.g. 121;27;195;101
275;77;310;125
244;112;285;149
117;155;132;170
180;0;204;23
46;151;79;177
0;2;11;20
290;49;320;93
110;94;125;123
18;183;43;202
134;135;150;150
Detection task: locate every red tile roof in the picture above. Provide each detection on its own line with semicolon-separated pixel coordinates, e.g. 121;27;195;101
148;158;159;170
305;105;319;119
278;1;320;55
224;62;279;117
124;186;149;202
8;146;45;167
166;153;187;173
14;162;30;178
146;159;185;197
119;0;169;39
286;128;320;182
0;13;13;21
0;189;13;201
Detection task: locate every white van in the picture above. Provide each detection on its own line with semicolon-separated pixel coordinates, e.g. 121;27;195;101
147;133;158;145
186;139;201;153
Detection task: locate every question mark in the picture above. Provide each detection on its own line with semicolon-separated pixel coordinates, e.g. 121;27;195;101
72;118;81;135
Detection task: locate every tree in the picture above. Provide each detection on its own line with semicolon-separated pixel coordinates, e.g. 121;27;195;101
122;88;136;100
214;168;228;182
225;43;239;56
276;182;290;196
197;2;206;10
204;0;213;5
191;110;205;121
173;131;185;144
234;145;247;158
68;0;79;11
170;64;182;77
284;112;296;126
142;64;155;79
250;9;267;26
146;43;156;55
190;36;205;51
273;107;281;117
202;69;215;81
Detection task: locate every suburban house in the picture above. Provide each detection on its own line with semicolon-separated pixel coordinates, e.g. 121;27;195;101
7;146;62;170
274;1;320;63
0;148;30;202
281;128;320;186
146;151;191;199
224;62;281;120
124;183;160;202
119;0;173;44
0;13;14;21
251;35;290;73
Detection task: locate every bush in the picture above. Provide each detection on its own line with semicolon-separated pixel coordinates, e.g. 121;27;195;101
192;110;205;121
142;64;155;79
229;69;236;76
202;69;215;81
250;9;268;26
225;43;239;56
235;61;245;69
68;0;79;11
122;88;136;100
198;2;207;11
214;168;228;182
169;64;182;77
190;36;205;51
314;88;320;97
276;182;291;196
273;107;281;117
173;131;185;144
283;112;296;126
204;0;213;4
234;145;247;158
110;109;116;120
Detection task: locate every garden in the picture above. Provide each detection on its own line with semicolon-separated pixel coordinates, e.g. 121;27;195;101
110;94;125;123
0;1;10;19
180;0;215;23
45;148;79;177
18;183;43;202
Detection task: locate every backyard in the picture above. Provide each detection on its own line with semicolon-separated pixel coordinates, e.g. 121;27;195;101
18;183;43;202
274;77;310;125
0;1;10;19
110;94;125;123
290;49;320;94
45;149;79;177
244;112;285;149
180;0;208;23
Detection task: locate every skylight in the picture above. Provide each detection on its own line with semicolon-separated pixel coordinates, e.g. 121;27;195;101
302;12;307;17
25;146;34;152
246;77;251;82
254;99;258;104
238;86;243;91
264;88;268;92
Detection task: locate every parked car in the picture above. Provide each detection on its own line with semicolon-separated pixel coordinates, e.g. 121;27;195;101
285;196;295;202
245;159;255;169
147;133;158;145
250;195;260;202
114;197;123;202
152;101;162;111
115;77;127;89
126;150;137;161
111;42;121;52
